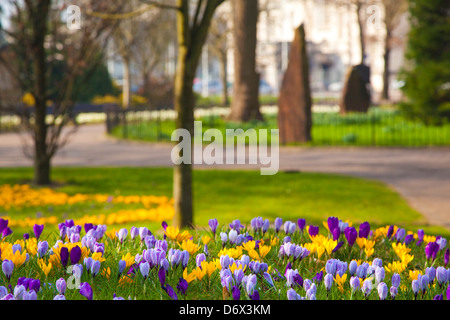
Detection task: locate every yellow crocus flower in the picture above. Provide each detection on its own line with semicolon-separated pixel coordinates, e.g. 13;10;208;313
259;245;271;259
201;235;211;245
334;273;347;293
92;252;106;262
180;239;200;255
121;253;135;269
183;268;196;283
38;259;52;276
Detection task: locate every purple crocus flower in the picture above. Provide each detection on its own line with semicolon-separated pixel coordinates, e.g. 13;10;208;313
425;242;440;261
331;227;341;241
297;218;306;232
2;260;14;280
378;282;388;300
447;285;450;301
79;282;93;300
444;248;449;268
130;227;139;240
350;276;360;292
344;227;357;247
404;234;414;246
208;218;219;235
23;233;29;240
386;225;394;239
436;267;447;286
29;279;40;293
163;285;178;300
324;274;333;291
56;278;66;295
274;218;283;233
229;220;244;233
33;224;44;240
231;286;241;300
390;286;398;299
60;247;69;268
327;217;339;233
332;241;345;253
416;229;424;246
249;290;260;300
391;273;401;288
70;245;82;265
287;288;300;300
158;267;166;287
0;219;8;234
358;222;370;239
394;228;405;242
84;223;94;234
2;227;12;238
37;241;49;258
433;294;443;300
161;221;168;231
176;278;188;296
308;225;319;237
196;253;206;269
312;270;324;284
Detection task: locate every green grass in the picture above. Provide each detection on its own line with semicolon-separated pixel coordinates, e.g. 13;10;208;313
1;167;448;240
111;107;450;146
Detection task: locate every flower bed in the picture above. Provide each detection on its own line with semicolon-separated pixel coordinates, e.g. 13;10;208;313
0;215;449;301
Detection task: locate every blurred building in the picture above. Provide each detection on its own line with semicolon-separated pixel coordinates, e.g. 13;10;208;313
215;0;409;101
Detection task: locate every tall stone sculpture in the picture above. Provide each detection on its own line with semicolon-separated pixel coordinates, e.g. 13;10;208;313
339;64;371;114
278;24;312;144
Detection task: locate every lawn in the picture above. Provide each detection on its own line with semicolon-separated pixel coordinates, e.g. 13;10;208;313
1;167;448;240
110;107;450;147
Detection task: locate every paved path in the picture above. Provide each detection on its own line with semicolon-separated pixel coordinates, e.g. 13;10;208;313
1;124;450;230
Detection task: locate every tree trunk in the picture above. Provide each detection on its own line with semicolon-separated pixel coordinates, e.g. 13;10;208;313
122;56;131;109
219;52;229;106
172;47;195;229
381;32;391;101
31;0;51;185
356;1;366;64
228;0;262;122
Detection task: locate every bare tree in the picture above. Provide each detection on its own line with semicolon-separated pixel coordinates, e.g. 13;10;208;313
131;8;177;106
0;0;120;185
111;0;142;109
380;0;408;101
207;9;232;106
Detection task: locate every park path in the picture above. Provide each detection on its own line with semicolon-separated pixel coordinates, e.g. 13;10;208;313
1;123;450;231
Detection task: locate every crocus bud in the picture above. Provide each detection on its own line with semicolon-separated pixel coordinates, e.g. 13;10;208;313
362;279;373;297
54;294;66;300
436;267;447;285
324;273;333;291
349;260;358;276
208;218;219;236
287;288;300;300
274;218;283;233
140;262;150;279
14;285;26;300
412;280;420;297
390;286;398;299
139;227;149;241
56;278;66;295
196;253;206;269
2;260;14;280
37;241;49;258
391;273;401;288
377;282;388;300
90;260;101;276
130;227;139;240
23;290;37;300
118;228;128;243
118;260;126;274
350;276;360;292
